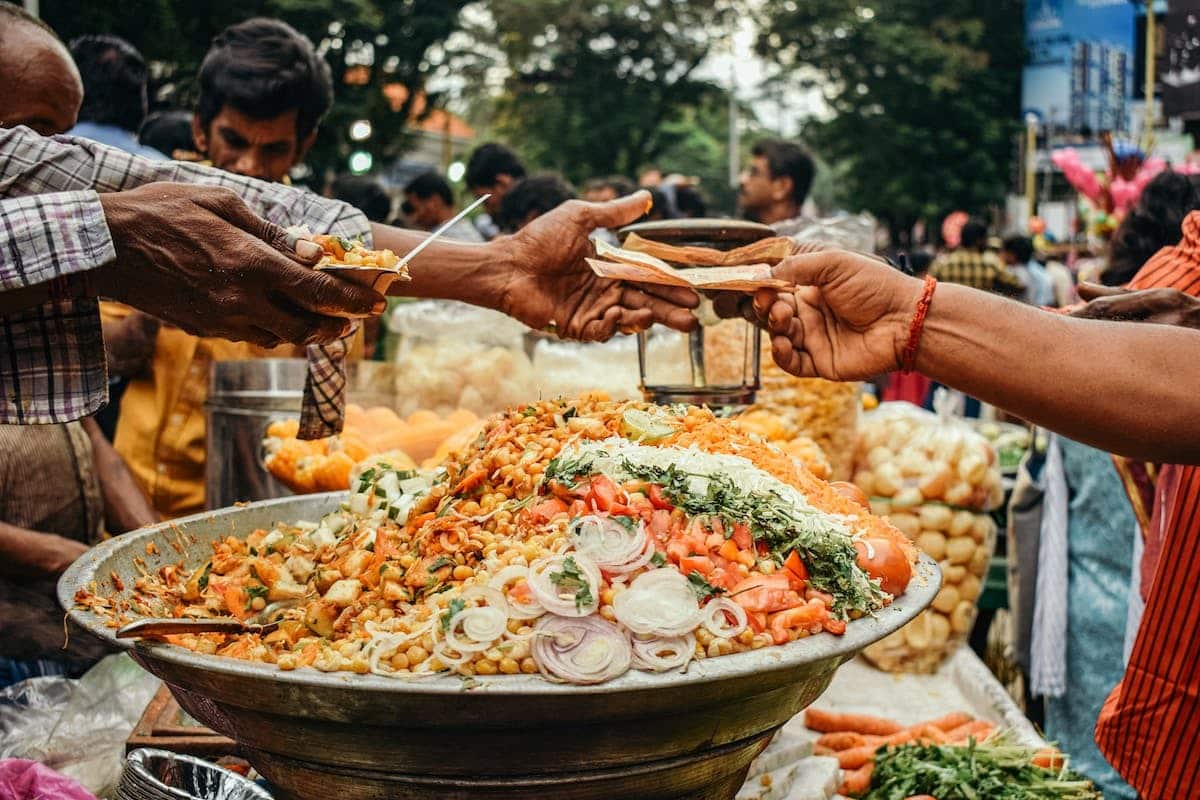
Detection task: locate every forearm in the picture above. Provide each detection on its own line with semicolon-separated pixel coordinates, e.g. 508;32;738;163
82;418;160;532
0;520;87;579
915;283;1199;462
371;223;511;310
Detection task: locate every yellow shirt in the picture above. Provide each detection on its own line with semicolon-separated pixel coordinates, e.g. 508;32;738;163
101;302;361;518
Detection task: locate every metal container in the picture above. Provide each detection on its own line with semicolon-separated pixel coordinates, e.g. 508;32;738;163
205;359;307;510
61;494;939;800
118;748;273;800
205;360;402;509
620;219;775;408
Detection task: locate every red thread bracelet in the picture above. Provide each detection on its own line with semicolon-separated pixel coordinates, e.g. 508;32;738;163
900;274;937;373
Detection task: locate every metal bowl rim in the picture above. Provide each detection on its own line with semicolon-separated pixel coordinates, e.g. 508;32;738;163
61;493;939;698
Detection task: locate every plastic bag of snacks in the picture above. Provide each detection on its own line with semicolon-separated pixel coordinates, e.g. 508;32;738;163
851;394;1001;672
756;353;860;481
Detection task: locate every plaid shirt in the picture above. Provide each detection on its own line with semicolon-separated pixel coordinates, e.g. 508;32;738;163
930;249;1024;295
0;126;368;436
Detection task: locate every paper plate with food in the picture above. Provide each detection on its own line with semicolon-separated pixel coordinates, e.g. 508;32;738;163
309;233;409;292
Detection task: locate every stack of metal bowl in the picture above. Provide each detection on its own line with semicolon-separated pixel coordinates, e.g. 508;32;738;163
117;748;273;800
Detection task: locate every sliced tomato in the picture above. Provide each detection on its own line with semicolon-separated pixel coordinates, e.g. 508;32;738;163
729;573;805;614
853;537;913;596
768;600;827;644
732;523;753;551
648;484;673;510
680;554;714;576
783;550;809;589
526;498;569;524
829;480;871;511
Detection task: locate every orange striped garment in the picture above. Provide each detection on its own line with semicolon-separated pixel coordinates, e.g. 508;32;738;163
1092;210;1200;798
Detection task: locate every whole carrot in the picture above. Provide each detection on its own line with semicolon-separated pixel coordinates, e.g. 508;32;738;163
836;744;878;770
804;707;904;736
920;711;973;732
945;719;995;743
837;762;875;797
816;731;869;751
1032;748;1066;769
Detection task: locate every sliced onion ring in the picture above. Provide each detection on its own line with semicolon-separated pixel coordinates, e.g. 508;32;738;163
630;633;695;673
532;615;632;684
701;597;748;639
569;515;654;573
611;568;702;637
528;553;601;617
489;565;545;619
443;606;507;653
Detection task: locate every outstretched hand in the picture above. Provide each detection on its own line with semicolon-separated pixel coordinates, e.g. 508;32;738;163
717;249;923;380
491;191;699;341
1072;282;1200;329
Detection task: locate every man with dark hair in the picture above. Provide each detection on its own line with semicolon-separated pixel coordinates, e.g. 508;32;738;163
738;139;815;229
67;34;163;159
138;110;198;161
674;183;708;219
332;174;391;224
1001;234;1054;306
930;217;1024;296
465;142;527;216
191;17;332;182
402;171;482;242
496;174;577;233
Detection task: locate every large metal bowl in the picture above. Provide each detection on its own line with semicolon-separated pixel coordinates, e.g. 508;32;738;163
61;494;939;800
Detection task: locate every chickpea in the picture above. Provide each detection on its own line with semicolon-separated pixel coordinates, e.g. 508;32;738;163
277;653;297;671
508;640;531;661
389;652;410;671
706;641;722;659
452;565;474;581
695;627;714;646
520;657;538;674
499;657;520;675
250;595;266;612
407;645;428;664
475;659;499;675
484;647;504;662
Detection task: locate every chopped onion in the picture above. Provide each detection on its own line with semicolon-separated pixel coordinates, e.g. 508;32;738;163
458;584;511;616
532;615;632;684
444;606;507;653
489;565;545;619
611;568;702;637
630;633;695;673
528;553;601;617
431;640;472;669
569;515;654;573
701;597;748;639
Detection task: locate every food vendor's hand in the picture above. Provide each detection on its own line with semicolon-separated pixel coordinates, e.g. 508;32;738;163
1072;282;1200;329
745;250;922;380
492;191;700;341
95;183;386;347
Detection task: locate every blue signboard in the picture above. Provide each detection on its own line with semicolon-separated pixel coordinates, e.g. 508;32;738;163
1022;0;1136;132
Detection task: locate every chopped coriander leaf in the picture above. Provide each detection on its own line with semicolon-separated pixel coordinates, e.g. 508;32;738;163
522;406;537;416
650;551;667;567
549;556;594;610
248;546;259;557
686;571;724;600
562;406;577;420
428;556;454;572
197;562;212;591
440;598;467;632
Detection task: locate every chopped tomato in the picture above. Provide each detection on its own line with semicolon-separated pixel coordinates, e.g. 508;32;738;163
821;617;847;635
853;537;913;596
568;499;588;519
680;554;714;576
783;550;809;589
587;475;622;512
526;498;568;524
648;484;673;510
705;531;725;551
732;523;753;551
768;600;827;644
746;611;768;633
223;585;248;621
706;567;741;591
451;468;489;496
647;509;673;541
507;579;536;606
730;574;805;614
717;539;741;562
666;538;691;564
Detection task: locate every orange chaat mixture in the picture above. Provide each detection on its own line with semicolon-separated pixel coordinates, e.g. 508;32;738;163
79;396;916;685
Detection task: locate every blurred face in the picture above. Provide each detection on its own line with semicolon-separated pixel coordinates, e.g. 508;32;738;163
584;185;617;203
0;29;82;135
403;192;449;230
737;155;793;222
471;173;516;215
192;106;315;182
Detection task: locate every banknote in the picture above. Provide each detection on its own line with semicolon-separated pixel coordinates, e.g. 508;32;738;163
587;258;790;290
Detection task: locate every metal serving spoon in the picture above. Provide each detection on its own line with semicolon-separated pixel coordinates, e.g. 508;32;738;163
115;600;300;639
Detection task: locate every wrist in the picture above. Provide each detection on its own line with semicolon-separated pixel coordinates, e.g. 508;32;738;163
476;237;519;315
889;274;929;371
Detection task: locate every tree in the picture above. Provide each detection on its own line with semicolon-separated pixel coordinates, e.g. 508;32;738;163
455;0;745;189
40;0;469;182
757;0;1024;242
